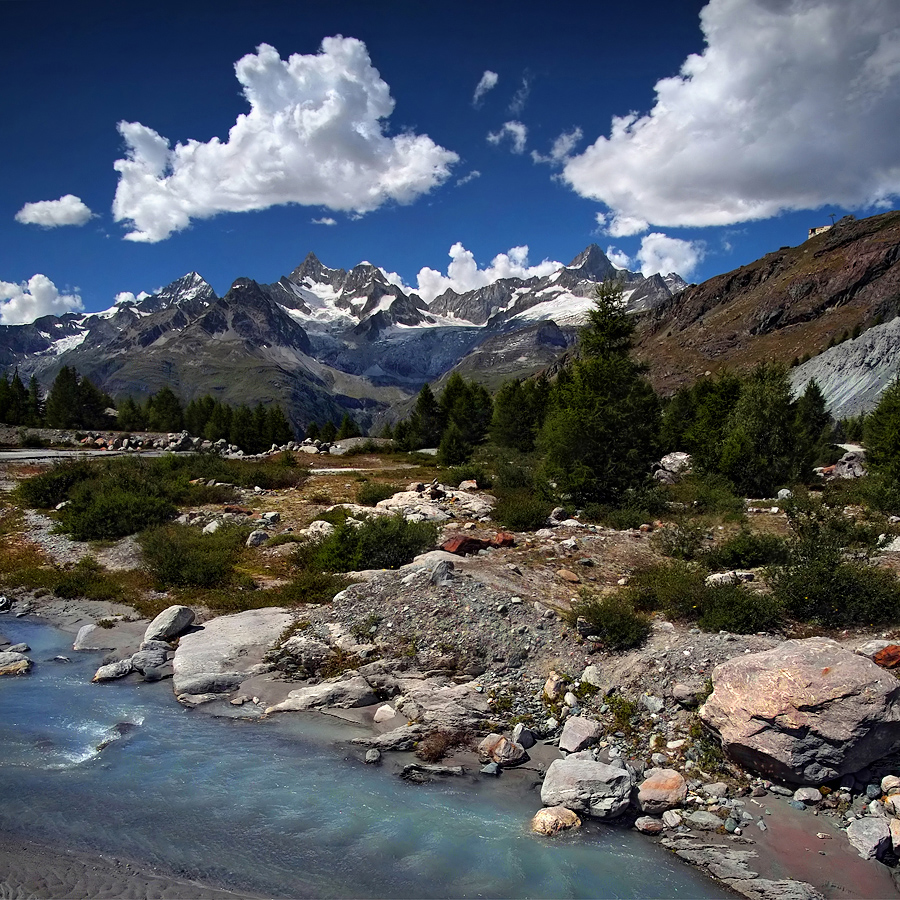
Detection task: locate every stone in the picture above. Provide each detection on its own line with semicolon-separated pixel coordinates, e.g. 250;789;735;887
457;480;478;491
701;637;900;784
480;762;500;776
641;694;665;714
512;723;536;749
266;674;377;713
140;640;173;651
563;691;578;708
173;607;292;697
74;624;104;651
92;658;133;682
729;879;824;900
351;724;425;751
883;775;900;794
540;758;633;819
638;769;688;814
245;529;270;548
543;670;567;701
702;782;729;798
855;639;895;659
0;651;31;676
130;648;169;674
559;716;602;753
793;787;823;804
530;806;582;836
684;810;724;831
6;643;29;653
430;560;455;586
491;532;515;548
202;520;221;534
873;645;900;669
144;605;195;644
478;734;527;767
557;569;581;584
441;536;490;556
373;703;397;724
365;749;381;765
662;810;683;829
846;817;891;859
634;816;664;835
891;817;900;851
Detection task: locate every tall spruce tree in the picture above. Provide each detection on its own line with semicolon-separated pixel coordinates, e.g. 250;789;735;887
864;376;900;485
538;280;660;504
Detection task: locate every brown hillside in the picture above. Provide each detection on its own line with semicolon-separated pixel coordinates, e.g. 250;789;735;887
635;211;900;394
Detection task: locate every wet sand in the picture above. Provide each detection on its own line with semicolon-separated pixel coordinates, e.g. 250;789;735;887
0;830;263;900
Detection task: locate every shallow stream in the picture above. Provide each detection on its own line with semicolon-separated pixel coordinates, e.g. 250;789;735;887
0;618;725;898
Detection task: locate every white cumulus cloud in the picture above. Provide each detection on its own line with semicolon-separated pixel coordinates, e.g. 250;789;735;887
15;195;93;228
413;243;562;303
0;275;83;325
311;217;337;226
487;121;527;154
637;233;703;278
606;247;633;270
508;75;532;116
114;290;151;305
532;128;583;166
564;0;900;230
456;169;481;187
472;70;499;106
113;37;459;243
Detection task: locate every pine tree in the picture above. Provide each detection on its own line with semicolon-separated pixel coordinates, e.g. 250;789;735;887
407;383;443;449
438;421;471;465
229;405;255;451
795;379;832;470
146;386;183;432
267;406;294;445
45;366;81;428
204;402;233;442
117;396;147;431
336;413;361;440
305;421;321;440
26;375;44;426
185;396;216;437
252;404;269;453
864;377;900;485
538;281;660;504
319;420;337;443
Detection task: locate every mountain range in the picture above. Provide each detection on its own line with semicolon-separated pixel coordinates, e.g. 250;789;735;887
0;246;685;431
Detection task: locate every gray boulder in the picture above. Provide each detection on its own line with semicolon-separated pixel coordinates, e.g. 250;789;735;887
144;605;195;644
701;637;900;784
245;529;270;548
684;810;725;831
846;817;891;859
130;648;169;674
559;716;602;753
92;658;133;682
0;650;32;676
540;757;633;819
266;674;377;713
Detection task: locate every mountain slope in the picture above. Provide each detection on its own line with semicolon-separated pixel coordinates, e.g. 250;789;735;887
635;211;900;393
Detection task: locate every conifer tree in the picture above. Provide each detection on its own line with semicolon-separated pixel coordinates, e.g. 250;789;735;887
305;421;320;440
336;413;361;440
26;375;44;426
267;406;294;445
146;386;184;432
45;366;81;428
117;396;147;431
319;420;337;443
864;376;900;485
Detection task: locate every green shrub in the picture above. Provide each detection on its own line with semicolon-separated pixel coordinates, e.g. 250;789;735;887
770;560;900;628
52;557;122;602
355;481;400;506
492;489;553;531
309;514;437;572
342;439;383;457
665;473;745;519
606;694;639;735
696;582;783;633
702;529;789;570
16;460;95;508
650;518;707;560
572;592;652;650
444;463;493;489
625;561;709;620
583;483;667;531
60;484;176;541
139;523;248;588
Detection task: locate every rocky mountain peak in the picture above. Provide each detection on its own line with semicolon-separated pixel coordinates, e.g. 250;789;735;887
566;244;616;281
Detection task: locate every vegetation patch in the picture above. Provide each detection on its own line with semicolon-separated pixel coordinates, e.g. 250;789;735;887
492;489;553;531
571;591;652;650
139;523;250;589
355;481;401;506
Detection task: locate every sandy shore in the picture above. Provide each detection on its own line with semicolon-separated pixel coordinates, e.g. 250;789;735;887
0;830;263;900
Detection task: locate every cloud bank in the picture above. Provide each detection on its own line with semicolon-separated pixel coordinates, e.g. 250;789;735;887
564;0;900;233
412;243;562;303
0;275;83;325
472;70;499;106
113;38;459;242
15;195;93;228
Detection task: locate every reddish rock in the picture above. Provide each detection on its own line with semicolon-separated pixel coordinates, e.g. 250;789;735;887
224;505;252;515
558;569;581;584
441;536;490;556
873;645;900;669
491;532;516;548
638;769;687;813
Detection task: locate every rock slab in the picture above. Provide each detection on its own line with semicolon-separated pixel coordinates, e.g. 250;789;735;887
144;605;195;644
540;758;632;819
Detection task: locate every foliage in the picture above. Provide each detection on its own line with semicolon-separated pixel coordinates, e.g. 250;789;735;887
355;481;400;506
444;462;493;489
794;379;834;469
664;473;745;520
438;421;471;465
44;366;113;429
695;582;783;633
51;557;122;602
572;592;651;650
538;280;659;506
336;414;361;440
606;694;639;736
582;483;667;531
60;482;176;541
491;376;550;452
139;523;249;589
650;518;707;560
0;370;43;427
492;489;553;531
307;514;437;572
702;529;789;570
16;460;96;508
865;377;900;486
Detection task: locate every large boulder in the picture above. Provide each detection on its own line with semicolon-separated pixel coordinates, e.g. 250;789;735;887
0;650;32;676
638;769;688;814
144;605;195;643
265;674;377;713
173;608;292;697
559;716;602;753
540;757;633;819
531;806;582;835
701;637;900;784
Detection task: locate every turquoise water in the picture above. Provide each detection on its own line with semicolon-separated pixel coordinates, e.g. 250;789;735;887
0;618;724;898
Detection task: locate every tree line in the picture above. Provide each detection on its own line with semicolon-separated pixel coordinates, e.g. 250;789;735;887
0;366;113;430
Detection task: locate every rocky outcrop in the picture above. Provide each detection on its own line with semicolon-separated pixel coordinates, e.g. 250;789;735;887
539;757;632;819
701;637;900;784
172;608;292;698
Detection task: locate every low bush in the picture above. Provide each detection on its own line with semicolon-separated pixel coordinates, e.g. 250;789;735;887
492;489;553;531
16;460;95;508
702;529;790;570
650;518;707;560
770;560;900;628
52;557;122;602
59;482;176;541
444;463;493;489
308;514;437;572
415;728;472;763
665;473;745;520
696;582;783;633
139;523;249;589
572;592;652;650
355;481;400;506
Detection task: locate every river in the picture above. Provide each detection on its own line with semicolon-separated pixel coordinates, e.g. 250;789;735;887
0;617;725;898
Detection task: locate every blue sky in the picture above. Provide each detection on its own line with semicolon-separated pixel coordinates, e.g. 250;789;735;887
2;0;899;322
